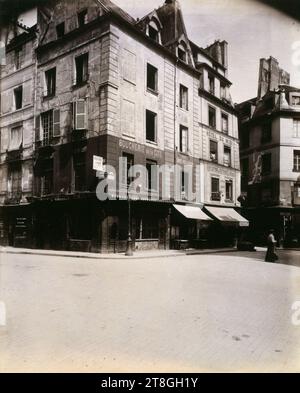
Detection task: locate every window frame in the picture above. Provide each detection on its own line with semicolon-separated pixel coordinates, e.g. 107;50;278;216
179;125;188;154
14;86;23;110
146;63;158;93
208;105;216;129
74;52;89;86
179;84;189;111
209;139;218;162
211;177;221;201
293;150;300;172
145;109;157;143
44;67;56;97
56;22;65;38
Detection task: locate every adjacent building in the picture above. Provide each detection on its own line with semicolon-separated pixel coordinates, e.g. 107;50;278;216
0;0;246;253
237;56;300;246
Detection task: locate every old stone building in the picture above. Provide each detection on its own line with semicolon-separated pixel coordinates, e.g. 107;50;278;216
0;0;246;253
237;56;300;246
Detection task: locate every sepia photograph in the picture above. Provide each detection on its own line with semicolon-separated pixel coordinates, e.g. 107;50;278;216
0;0;300;376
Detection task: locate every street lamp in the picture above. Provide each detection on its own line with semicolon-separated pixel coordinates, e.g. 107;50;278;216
125;191;133;256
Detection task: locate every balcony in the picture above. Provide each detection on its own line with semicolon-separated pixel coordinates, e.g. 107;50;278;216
6;148;23;163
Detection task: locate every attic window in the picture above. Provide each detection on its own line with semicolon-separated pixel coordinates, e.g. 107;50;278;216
148;20;161;43
56;22;65;38
178;45;187;63
78;9;88;27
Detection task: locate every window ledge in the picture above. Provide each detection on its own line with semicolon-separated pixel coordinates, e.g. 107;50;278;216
146;88;159;96
146;140;158;146
72;80;88;89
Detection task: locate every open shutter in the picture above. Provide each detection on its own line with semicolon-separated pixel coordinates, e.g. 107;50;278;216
53;109;60;136
74;100;86;130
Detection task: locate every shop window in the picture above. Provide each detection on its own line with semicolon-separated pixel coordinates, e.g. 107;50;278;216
146;110;157;142
136;217;159;239
223;146;231;167
261;153;271;175
14;86;23;110
75;53;89;85
208;106;216;128
225;180;233;201
294;150;300;172
45;67;56;97
56;22;65;38
210;140;218;162
78;9;88;27
179;84;188;110
179;125;188;154
147;63;158;92
211;177;220;201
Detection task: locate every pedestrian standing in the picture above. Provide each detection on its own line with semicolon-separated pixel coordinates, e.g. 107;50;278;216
265;229;278;262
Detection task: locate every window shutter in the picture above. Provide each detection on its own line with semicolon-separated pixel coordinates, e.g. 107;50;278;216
75;100;86;130
53;109;60;136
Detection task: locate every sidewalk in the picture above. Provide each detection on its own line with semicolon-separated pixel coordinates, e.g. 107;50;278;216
0;245;239;260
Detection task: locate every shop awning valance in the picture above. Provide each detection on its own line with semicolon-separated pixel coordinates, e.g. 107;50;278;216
205;206;249;227
173;204;212;221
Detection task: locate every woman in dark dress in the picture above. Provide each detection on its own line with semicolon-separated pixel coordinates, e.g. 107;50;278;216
265;229;278;262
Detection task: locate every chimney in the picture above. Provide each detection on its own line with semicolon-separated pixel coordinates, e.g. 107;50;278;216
257;56;290;99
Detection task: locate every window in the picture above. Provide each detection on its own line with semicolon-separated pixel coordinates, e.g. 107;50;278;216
41;109;60;145
56;22;65;38
9;166;22;195
179;84;188;110
221;112;228;133
146;110;157;142
291;96;300;106
178;46;186;63
122;153;134;186
74;153;86;191
41;159;53;195
261;122;272;143
294;150;300;172
209;140;218;162
78;9;87;27
293;119;300;138
9;126;22;151
179;125;188;154
208;74;215;95
220;83;226;99
241;128;250;149
15;47;23;70
73;100;87;130
208;106;216;128
147;63;158;92
223;146;231;167
75;53;89;85
225;180;233;201
136;217;159;239
45;68;56;97
211;177;220;201
148;25;159;42
14;86;23;110
261;153;271;175
146;160;158;191
181;170;189;196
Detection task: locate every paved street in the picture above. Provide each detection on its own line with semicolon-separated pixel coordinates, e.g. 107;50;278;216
0;249;300;372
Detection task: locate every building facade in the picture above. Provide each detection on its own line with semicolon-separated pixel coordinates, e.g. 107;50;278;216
0;0;245;253
237;56;300;246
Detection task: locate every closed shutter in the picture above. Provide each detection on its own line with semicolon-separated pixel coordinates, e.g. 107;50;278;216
35;115;41;142
22;81;32;107
74;100;86;130
1;90;13;114
53;109;60;136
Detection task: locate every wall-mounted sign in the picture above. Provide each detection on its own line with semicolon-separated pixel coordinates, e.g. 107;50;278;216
93;156;104;171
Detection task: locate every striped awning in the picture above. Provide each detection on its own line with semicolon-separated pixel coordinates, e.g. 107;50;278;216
173;204;212;221
205;206;249;227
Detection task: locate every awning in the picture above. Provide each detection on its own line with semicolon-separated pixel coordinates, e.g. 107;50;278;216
205;206;249;227
173;204;212;221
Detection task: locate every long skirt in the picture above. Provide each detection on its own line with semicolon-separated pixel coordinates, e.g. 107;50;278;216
265;243;278;262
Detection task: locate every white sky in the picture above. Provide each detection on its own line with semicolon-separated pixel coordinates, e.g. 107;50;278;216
113;0;300;103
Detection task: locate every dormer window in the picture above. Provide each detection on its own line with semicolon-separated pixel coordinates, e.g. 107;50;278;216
177;43;187;63
78;9;88;27
147;19;161;43
56;22;65;38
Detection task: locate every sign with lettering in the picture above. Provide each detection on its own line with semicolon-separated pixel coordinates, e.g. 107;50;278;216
119;139;163;160
93;156;104;171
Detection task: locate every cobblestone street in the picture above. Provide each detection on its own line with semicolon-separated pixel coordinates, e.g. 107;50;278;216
0;249;300;372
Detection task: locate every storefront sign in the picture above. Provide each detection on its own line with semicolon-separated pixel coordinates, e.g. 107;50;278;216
93;156;104;171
